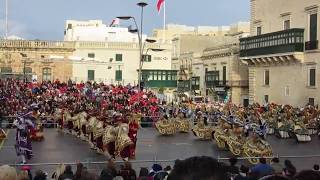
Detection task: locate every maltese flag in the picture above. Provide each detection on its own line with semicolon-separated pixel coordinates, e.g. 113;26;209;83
110;18;120;27
157;0;165;12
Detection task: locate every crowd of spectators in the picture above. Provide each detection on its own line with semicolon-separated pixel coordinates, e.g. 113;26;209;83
0;156;320;180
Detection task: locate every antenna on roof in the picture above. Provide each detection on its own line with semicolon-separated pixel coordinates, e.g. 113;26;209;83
5;0;8;39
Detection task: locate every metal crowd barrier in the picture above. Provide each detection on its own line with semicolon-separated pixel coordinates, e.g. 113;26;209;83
4;154;320;167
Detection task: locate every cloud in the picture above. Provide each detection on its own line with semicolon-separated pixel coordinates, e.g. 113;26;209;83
0;19;32;39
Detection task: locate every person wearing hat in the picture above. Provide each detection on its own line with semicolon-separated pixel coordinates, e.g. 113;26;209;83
128;113;140;159
13;105;37;164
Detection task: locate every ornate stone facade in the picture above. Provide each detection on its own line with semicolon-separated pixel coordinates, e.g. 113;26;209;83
0;40;74;82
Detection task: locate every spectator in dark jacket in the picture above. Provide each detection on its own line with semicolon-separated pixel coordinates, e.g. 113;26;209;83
74;163;84;180
228;157;239;175
282;160;296;178
234;165;249;180
58;165;74;180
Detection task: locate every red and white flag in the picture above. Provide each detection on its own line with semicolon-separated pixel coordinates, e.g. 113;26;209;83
157;0;165;12
110;18;120;27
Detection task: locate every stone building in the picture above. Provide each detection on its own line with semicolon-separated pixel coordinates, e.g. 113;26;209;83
240;0;320;106
0;40;74;82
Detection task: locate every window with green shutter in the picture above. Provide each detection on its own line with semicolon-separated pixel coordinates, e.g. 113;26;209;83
88;53;95;58
116;54;123;61
115;70;122;81
142;55;151;62
88;70;95;81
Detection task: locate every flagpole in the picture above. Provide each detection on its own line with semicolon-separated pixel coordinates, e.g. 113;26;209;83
163;0;166;43
5;0;8;39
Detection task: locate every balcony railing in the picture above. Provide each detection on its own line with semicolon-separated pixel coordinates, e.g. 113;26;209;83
305;40;318;50
206;80;249;88
240;28;304;57
0;40;75;49
206;80;227;87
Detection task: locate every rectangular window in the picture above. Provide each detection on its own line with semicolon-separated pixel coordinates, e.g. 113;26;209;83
264;95;269;103
264;70;270;86
116;54;123;61
310;13;318;41
88;70;95;81
115;70;122;81
309;98;315;106
257;26;262;35
223;66;227;83
67;24;72;29
285;86;290;96
143;55;152;62
162;72;166;80
88;53;95;58
284;20;290;30
309;68;316;86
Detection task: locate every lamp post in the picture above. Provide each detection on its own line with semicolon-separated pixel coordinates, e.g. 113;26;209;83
20;53;27;83
117;1;150;91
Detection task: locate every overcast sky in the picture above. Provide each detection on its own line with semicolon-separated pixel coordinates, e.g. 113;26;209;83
0;0;250;40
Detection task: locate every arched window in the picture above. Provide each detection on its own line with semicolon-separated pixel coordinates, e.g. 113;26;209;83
42;68;52;81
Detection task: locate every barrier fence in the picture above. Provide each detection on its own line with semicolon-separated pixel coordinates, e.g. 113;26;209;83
5;154;320;167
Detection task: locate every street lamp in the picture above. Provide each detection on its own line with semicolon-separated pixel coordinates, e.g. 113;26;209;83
20;53;27;83
117;1;150;90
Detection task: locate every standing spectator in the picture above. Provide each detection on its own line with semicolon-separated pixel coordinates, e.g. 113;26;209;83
282;160;296;178
58;165;74;180
250;158;273;178
234;165;249;180
270;158;283;175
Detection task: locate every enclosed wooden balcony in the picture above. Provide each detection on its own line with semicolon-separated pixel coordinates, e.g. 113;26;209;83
240;28;304;57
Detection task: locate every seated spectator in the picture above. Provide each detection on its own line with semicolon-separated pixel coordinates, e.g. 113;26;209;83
106;160;118;177
52;164;65;180
250;158;273;178
148;164;163;177
33;170;47;180
282;160;296;178
119;161;136;180
74;163;84;180
270;158;283;175
294;170;320;180
234;165;249;180
228;157;239;175
0;165;17;180
154;169;169;180
17;171;29;180
164;165;172;174
58;165;74;180
21;165;32;180
100;169;113;180
167;156;229;180
313;164;320;171
138;167;152;180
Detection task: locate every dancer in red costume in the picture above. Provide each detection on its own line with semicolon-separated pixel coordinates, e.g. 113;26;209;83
128;113;140;159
